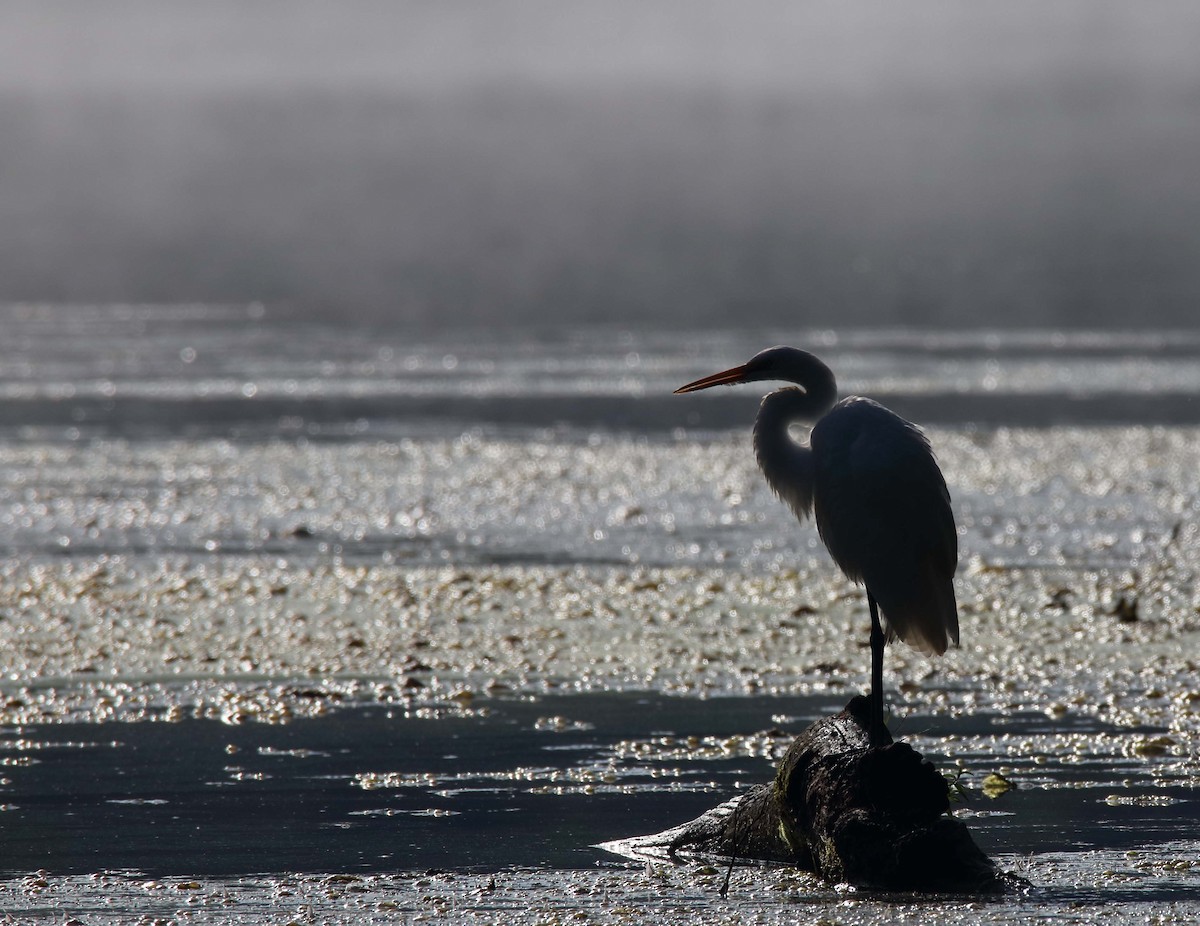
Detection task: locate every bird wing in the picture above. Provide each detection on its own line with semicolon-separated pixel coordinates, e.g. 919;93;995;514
811;399;959;655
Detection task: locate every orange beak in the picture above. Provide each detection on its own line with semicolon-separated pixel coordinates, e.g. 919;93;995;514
673;364;750;394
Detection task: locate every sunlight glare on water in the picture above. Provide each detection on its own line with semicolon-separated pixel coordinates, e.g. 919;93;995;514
0;305;1196;923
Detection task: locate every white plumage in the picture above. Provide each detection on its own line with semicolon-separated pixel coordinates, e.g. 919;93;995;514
676;346;959;740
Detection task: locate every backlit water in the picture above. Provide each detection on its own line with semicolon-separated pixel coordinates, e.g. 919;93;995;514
0;304;1196;923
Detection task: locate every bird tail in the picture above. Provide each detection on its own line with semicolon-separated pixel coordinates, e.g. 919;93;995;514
878;564;959;657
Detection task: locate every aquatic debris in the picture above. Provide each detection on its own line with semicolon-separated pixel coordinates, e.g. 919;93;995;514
1104;793;1180;807
1111;593;1140;623
1129;735;1176;757
1043;588;1074;611
612;729;788;762
533;715;595;733
981;772;1015;799
610;697;1015;893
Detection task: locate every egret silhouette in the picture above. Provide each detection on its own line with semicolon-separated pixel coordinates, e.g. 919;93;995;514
675;346;958;742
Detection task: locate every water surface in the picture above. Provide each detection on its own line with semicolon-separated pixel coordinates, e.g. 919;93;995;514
0;305;1197;923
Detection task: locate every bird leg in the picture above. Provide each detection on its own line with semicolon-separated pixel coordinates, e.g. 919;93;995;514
867;591;886;746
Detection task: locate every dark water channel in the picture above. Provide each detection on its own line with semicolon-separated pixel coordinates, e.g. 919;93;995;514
1;692;1194;880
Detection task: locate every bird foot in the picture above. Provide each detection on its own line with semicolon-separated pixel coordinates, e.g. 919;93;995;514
845;694;892;748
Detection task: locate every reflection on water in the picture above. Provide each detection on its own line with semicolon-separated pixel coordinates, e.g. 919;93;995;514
4;306;1200;439
0;306;1196;922
0;692;1195;890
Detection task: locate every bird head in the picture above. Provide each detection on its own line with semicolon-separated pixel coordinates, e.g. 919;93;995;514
674;346;831;394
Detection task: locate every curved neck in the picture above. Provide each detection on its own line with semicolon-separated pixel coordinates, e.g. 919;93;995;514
752;389;822;521
747;353;837;522
765;350;838;418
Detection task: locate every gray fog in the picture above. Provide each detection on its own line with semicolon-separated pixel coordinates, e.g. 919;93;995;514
3;1;1199;328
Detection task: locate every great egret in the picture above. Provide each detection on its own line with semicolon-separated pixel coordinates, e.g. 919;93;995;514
675;346;958;743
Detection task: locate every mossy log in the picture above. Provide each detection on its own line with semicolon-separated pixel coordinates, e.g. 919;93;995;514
612;696;1016;893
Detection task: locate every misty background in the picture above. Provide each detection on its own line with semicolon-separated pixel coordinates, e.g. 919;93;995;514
3;1;1199;330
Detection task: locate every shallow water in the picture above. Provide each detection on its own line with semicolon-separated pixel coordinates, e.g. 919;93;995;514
0;691;1193;877
0;305;1197;922
1;691;1197;922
